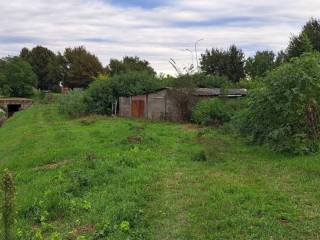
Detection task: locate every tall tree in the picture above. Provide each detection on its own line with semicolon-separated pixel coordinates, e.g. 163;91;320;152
227;45;245;82
20;46;56;90
19;47;30;60
46;53;67;91
64;46;103;88
287;18;320;58
0;57;37;97
245;51;275;78
106;56;156;76
200;45;245;82
275;50;288;67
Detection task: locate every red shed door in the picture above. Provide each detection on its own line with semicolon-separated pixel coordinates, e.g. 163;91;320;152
131;100;145;118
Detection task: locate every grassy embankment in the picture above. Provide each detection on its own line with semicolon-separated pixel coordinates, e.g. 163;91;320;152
0;104;320;239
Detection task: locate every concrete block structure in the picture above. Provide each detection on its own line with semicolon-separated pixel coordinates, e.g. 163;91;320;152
119;88;247;122
0;98;33;117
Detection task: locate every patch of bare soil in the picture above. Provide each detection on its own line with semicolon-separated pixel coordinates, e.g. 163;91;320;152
182;124;198;131
35;160;68;170
74;224;95;235
127;135;143;143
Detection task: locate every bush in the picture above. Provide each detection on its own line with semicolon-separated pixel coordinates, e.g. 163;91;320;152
58;90;88;118
192;98;232;126
240;53;320;154
85;79;115;115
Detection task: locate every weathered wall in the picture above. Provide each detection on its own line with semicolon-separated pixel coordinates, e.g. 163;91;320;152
147;90;167;120
119;90;182;121
119;97;131;117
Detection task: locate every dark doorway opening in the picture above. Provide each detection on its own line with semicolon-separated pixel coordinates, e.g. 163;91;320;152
7;104;21;117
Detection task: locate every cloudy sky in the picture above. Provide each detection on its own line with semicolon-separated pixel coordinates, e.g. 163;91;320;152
0;0;319;74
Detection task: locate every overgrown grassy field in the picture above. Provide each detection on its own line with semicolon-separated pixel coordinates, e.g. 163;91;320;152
1;104;320;239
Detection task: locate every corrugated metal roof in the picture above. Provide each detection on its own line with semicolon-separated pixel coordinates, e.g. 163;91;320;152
194;88;247;96
123;88;248;97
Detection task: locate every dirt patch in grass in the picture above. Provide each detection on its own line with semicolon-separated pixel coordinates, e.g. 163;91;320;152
73;224;95;236
182;124;198;131
35;160;69;170
127;135;143;143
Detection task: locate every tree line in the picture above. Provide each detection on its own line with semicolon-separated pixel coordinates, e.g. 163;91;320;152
0;18;320;97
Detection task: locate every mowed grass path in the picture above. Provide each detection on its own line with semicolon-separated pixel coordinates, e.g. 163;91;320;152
0;104;320;239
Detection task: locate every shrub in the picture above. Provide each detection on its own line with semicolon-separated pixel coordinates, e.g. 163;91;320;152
85;79;115;115
192;98;232;126
58;89;88;118
240;53;320;154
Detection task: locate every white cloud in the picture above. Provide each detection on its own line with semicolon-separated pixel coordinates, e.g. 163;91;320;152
0;0;319;74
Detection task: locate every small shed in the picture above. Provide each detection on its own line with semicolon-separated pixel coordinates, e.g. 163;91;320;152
119;88;247;122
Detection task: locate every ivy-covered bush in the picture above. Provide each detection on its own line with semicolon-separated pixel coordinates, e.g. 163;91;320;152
240;53;320;154
192;98;232;126
58;89;88;118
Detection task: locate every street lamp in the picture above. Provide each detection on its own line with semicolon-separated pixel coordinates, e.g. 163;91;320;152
195;38;204;70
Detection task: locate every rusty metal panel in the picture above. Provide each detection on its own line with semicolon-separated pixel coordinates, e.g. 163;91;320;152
131;100;145;118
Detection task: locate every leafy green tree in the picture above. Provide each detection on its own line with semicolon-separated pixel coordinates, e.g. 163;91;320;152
46;53;67;91
200;48;228;77
64;46;103;88
275;50;288;67
109;71;161;97
227;45;245;82
287;18;320;58
0;57;37;97
245;51;275;78
200;45;245;82
20;46;57;90
288;33;313;58
106;56;156;76
19;47;30;60
240;53;320;154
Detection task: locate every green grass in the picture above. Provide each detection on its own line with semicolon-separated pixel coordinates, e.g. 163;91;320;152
0;104;320;239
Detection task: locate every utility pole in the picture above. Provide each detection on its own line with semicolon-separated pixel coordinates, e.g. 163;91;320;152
195;39;204;71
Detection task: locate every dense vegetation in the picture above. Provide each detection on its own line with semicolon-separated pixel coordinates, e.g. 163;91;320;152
240;53;320;154
191;98;233;126
0;57;37;97
2;105;320;239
